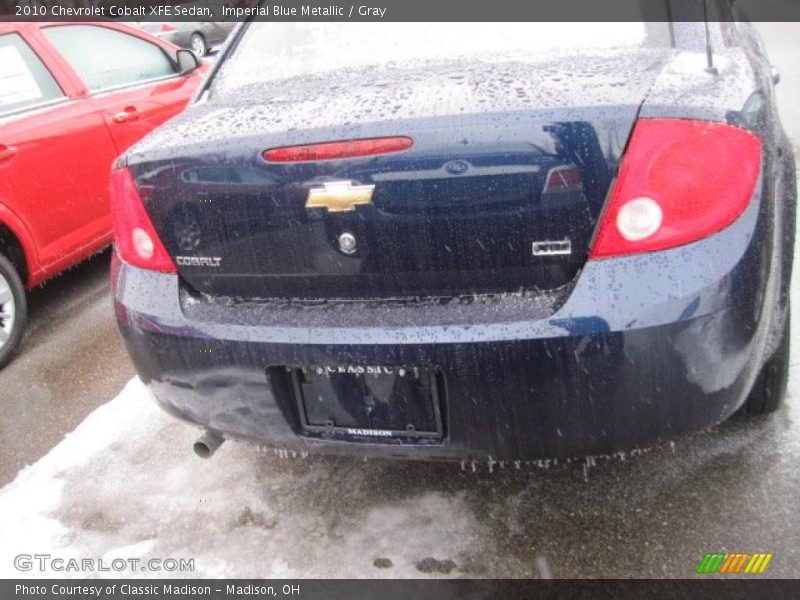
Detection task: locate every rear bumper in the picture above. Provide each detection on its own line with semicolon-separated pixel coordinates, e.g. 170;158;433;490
112;194;775;460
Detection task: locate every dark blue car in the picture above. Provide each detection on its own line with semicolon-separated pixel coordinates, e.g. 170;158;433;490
110;19;796;461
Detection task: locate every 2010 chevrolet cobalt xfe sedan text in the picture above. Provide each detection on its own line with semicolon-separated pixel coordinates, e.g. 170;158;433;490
111;18;796;461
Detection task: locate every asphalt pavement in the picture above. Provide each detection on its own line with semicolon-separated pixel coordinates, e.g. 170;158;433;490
0;250;133;487
0;24;799;578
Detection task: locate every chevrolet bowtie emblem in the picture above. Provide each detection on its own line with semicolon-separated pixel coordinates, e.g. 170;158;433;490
305;181;375;212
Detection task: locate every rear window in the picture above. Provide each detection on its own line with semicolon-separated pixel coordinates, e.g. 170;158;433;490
214;22;669;93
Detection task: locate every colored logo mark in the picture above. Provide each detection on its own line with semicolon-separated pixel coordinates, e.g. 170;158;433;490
696;552;773;574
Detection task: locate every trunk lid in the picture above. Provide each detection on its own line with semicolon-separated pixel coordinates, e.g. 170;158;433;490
130;53;670;300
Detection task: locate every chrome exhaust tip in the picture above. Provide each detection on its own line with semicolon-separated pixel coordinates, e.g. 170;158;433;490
193;431;224;459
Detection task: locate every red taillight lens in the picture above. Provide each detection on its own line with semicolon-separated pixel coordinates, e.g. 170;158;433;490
110;167;176;273
263;137;413;163
160;23;177;33
544;165;583;193
589;119;762;259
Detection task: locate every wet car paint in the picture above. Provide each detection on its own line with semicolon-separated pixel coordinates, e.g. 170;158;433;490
112;177;786;460
5;24;800;581
113;21;797;460
133;109;630;300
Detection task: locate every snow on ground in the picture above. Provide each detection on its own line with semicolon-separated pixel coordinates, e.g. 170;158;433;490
0;379;505;578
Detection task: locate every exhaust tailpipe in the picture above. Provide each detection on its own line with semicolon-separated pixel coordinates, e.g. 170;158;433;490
194;431;224;459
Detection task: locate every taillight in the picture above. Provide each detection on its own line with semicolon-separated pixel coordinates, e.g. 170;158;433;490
160;23;177;33
544;165;583;193
263;137;413;163
589;119;761;259
109;167;176;273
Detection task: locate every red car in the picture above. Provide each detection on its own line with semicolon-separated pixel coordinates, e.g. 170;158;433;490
0;21;207;367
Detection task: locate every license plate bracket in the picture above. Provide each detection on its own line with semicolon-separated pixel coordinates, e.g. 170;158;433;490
291;366;444;439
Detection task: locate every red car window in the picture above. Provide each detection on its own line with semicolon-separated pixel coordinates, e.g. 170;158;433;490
0;32;64;116
41;25;178;93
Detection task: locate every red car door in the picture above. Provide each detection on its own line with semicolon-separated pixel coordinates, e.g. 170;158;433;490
39;23;204;155
0;29;120;279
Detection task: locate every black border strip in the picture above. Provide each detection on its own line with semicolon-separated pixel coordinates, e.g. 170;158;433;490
4;579;800;599
3;0;800;22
